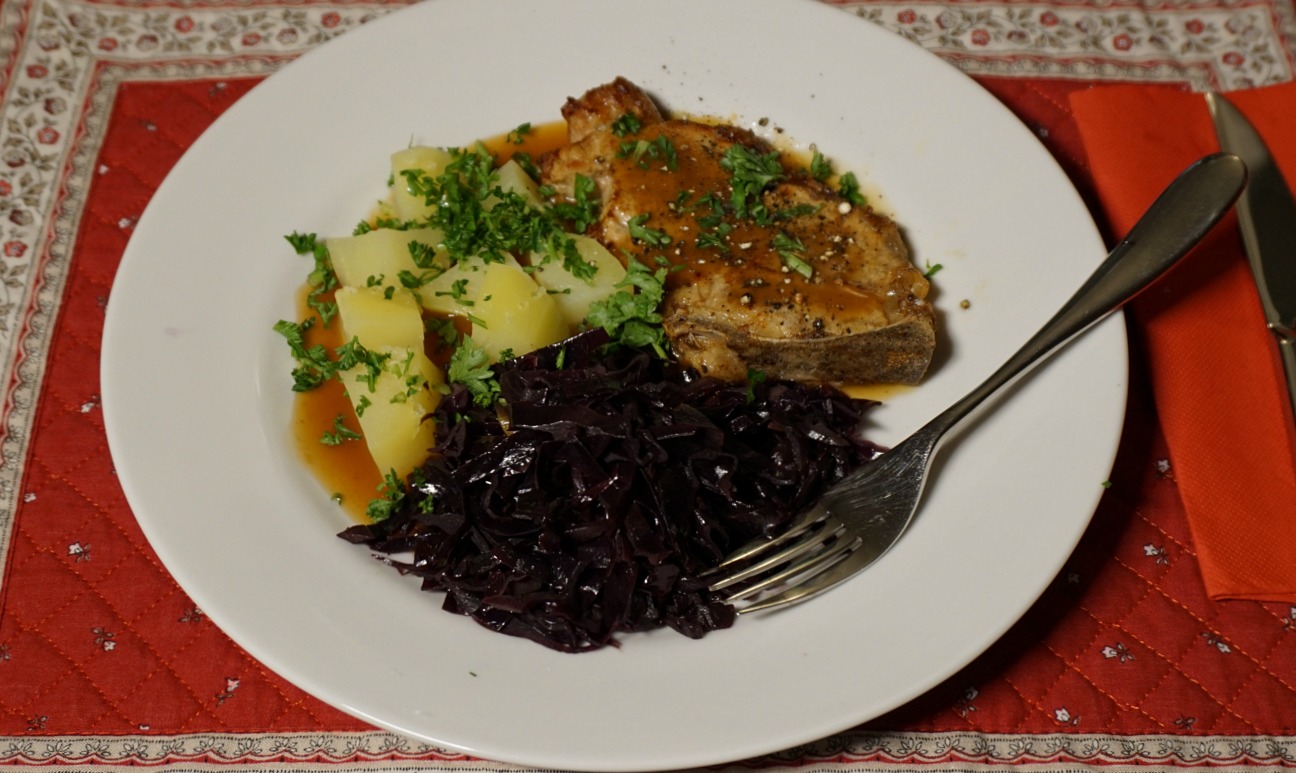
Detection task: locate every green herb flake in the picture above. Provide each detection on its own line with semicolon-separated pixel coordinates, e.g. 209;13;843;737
808;150;833;182
837;171;867;207
617;135;678;171
321;414;362;446
746;368;768;403
513;152;542;181
773;232;813;279
628;213;671;248
584;258;669;357
696;222;734;251
273;318;333;392
447;336;502;408
550;174;600;234
365;470;406;522
557;236;598;282
719;145;784;224
507;122;532;145
284;231;340;326
611;113;643;137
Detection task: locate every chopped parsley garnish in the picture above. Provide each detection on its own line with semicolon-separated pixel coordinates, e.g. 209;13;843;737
696;222;734;251
923;261;944;278
618;135;678;171
838;171;867;207
349;345;393;393
746;368;768;403
546;235;597;281
550;174;600;233
398;269;435;290
809;150;833;182
321;414;362;446
628;213;671;248
447;336;502;407
272;323;393;397
284;231;339;326
611;112;643;137
435;277;475;306
512;152;542;181
284;231;316;254
407;240;440;269
400;146;607;273
426;316;462;349
584;258;669;357
773;202;821;222
773;232;813;278
365;470;406;522
719;145;784;225
395;241;446;289
273;318;333;391
507;123;532;145
689;192;728;229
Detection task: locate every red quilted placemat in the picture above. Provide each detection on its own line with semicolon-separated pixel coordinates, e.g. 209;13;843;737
1;74;1294;759
0;78;367;735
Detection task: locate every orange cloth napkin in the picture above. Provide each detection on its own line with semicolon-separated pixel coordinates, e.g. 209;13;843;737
1071;81;1296;602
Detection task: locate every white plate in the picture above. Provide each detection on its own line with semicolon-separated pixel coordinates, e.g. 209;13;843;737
101;0;1124;769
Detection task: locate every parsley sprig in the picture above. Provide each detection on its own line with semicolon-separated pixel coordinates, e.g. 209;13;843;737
321;414;362;445
719;145;784;225
584;258;670;357
549;174;600;233
401;148;604;276
284;232;339;326
773;232;814;279
628;213;672;248
447;336;502;407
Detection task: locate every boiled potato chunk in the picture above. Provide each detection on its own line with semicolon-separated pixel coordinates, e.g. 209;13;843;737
488;159;544;210
341;346;443;480
327;227;446;292
470;262;568;360
529;235;629;327
391;146;454;222
418;253;524;318
335;285;424;350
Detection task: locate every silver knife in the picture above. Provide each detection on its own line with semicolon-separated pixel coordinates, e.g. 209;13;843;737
1206;92;1296;417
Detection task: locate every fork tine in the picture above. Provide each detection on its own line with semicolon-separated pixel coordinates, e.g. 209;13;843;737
703;507;829;577
737;545;880;614
707;518;848;592
721;532;861;604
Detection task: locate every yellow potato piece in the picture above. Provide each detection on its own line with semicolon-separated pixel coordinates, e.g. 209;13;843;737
335;285;424;351
341;346;443;480
470;262;569;360
327;227;446;292
488;159;545;211
391;145;454;222
529;234;629;328
418;254;524;318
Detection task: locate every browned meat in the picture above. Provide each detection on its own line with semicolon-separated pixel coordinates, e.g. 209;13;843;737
540;78;936;385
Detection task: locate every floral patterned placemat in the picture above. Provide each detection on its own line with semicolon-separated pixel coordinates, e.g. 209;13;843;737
2;0;1295;769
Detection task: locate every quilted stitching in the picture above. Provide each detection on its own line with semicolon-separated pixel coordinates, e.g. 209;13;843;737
0;78;363;735
1;75;1294;748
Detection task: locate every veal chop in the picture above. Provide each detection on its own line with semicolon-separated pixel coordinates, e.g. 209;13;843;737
539;78;936;386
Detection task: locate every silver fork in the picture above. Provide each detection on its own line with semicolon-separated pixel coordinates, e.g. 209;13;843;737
705;152;1247;614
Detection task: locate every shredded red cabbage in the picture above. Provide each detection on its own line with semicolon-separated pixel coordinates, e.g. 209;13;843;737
339;329;882;652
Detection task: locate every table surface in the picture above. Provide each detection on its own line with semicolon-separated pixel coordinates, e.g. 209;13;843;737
2;0;1295;769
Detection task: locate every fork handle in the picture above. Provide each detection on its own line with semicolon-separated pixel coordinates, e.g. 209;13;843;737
921;152;1247;441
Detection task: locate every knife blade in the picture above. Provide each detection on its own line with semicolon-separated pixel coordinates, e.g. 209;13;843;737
1206;91;1296;415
